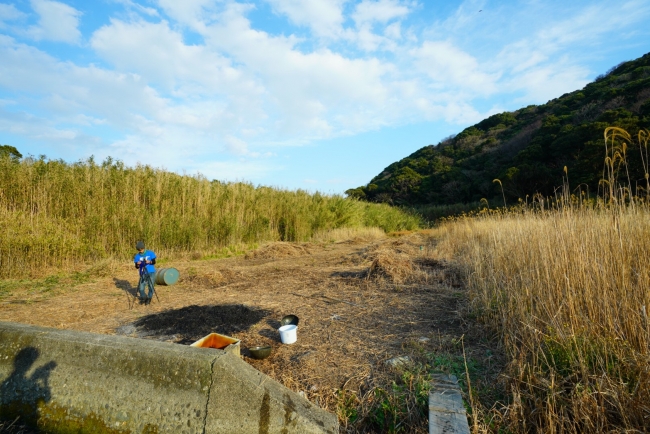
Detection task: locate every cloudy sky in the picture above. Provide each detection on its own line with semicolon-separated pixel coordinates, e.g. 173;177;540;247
1;0;649;193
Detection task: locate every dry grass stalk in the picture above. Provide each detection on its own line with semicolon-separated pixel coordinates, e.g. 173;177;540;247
0;417;33;434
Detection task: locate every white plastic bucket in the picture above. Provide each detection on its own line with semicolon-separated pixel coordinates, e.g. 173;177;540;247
278;324;298;344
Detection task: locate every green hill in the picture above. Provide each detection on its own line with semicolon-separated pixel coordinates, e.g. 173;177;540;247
346;52;650;208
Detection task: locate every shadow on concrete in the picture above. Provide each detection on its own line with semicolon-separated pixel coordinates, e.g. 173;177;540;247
124;304;271;344
0;347;57;432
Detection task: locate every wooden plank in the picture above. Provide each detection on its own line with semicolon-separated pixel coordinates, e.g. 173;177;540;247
429;374;470;434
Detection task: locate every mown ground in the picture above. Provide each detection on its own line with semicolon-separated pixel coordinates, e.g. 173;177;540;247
0;232;505;433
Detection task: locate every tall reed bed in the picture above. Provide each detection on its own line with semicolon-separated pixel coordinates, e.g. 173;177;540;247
431;128;650;432
434;208;650;431
0;156;419;278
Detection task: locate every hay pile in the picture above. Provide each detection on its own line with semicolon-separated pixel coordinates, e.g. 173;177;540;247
245;242;312;259
364;233;431;283
366;248;415;283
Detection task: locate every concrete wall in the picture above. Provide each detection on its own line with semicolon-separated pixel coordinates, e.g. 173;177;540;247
0;321;338;434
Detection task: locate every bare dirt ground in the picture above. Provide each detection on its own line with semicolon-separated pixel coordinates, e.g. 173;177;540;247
0;232;504;433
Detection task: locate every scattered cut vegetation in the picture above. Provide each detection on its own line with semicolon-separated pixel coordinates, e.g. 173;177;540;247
365;248;414;284
0;230;502;434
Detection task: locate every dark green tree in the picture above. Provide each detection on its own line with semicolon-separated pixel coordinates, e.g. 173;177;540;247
0;145;22;161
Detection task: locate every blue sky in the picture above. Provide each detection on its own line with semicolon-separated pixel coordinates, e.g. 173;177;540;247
0;0;649;193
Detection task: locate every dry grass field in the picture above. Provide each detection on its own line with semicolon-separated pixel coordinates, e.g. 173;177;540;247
431;204;650;433
0;230;503;433
3;206;649;433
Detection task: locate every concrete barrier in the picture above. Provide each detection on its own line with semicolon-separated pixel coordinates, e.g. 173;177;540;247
429;374;470;434
0;321;338;433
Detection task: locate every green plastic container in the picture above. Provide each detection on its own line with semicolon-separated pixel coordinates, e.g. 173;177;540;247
153;267;179;286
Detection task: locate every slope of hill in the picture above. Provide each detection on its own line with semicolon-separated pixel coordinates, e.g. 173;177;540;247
347;52;650;207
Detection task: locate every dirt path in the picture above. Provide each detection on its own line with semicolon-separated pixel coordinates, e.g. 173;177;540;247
0;233;503;433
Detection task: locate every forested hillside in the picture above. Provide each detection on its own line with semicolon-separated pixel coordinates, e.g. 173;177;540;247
347;52;650;206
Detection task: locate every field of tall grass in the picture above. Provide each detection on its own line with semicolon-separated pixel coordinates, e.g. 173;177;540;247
434;207;650;432
0;156;419;278
430;128;650;432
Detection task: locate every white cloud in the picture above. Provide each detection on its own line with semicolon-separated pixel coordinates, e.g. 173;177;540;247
352;0;412;25
264;0;347;38
88;17;275;154
156;0;222;29
0;35;168;126
0;35;206;159
110;0;159;17
505;61;591;103
224;135;254;156
384;21;401;39
0;29;275;180
410;40;498;96
0;106;102;150
533;0;650;49
344;0;414;51
25;0;81;43
430;0;488;36
201;3;397;137
488;1;650;102
90;18;260;97
0;1;504;174
0;4;26;23
185;159;279;182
